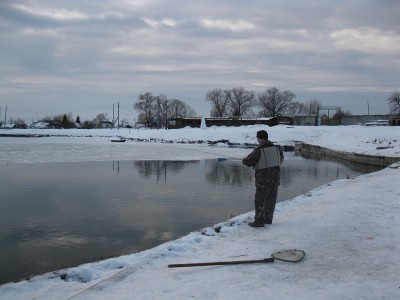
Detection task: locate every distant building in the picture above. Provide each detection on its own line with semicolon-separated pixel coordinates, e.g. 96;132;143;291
295;114;396;126
167;116;292;129
30;121;52;129
1;122;28;129
98;121;114;128
1;123;15;129
365;120;390;126
320;114;329;125
390;116;400;126
120;120;131;128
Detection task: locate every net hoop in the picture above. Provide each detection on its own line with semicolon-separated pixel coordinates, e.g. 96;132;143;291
271;249;305;262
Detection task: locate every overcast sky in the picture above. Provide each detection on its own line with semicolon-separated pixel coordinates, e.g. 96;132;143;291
1;0;399;124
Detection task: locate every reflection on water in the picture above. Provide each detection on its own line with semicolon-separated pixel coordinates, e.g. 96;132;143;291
0;154;381;284
134;160;188;181
204;161;253;186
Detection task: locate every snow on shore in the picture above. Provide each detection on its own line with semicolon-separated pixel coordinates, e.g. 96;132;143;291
0;125;399;299
1;125;400;163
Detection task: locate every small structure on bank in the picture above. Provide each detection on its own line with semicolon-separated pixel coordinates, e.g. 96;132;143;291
390;116;400;126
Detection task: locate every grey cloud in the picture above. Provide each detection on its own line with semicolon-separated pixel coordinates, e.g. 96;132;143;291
0;0;399;122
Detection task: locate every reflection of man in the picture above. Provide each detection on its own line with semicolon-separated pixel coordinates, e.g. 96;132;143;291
242;130;284;227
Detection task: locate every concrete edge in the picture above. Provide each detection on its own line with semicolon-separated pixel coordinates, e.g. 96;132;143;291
294;143;400;167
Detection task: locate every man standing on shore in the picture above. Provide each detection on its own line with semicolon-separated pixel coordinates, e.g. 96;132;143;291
242;130;284;227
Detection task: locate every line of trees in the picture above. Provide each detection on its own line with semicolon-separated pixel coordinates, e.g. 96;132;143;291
0;112;117;129
29;113;117;129
205;86;322;118
2;88;398;130
133;92;196;128
40;113;76;128
1;118;28;128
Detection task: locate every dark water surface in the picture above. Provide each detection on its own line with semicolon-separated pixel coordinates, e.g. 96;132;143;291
0;153;381;284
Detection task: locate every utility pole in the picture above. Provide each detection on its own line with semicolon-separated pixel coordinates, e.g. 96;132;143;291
165;98;168;130
4;105;7;125
157;96;161;129
113;103;115;125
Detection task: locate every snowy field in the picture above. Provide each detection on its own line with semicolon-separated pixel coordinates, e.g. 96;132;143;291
0;125;399;299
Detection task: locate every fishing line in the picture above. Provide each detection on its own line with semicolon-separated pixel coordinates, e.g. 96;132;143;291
179;145;243;160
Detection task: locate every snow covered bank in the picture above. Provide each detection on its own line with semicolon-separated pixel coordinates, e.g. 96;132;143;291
0;125;399;299
295;142;399;166
1;125;400;162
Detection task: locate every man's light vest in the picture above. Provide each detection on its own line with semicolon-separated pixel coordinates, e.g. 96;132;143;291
253;146;281;170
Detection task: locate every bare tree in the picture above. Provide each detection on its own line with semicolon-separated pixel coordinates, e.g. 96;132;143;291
257;87;296;117
80;114;107;129
388;90;400;114
287;101;307;116
205;88;228;117
168;99;196;118
91;113;109;127
257;87;278;117
8;118;28;128
225;87;255;117
42;113;75;128
304;99;321;115
134;92;197;128
134;92;156;127
157;94;169;129
333;109;352;119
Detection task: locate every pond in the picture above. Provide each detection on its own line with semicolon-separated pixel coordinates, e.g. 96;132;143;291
0;153;381;284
